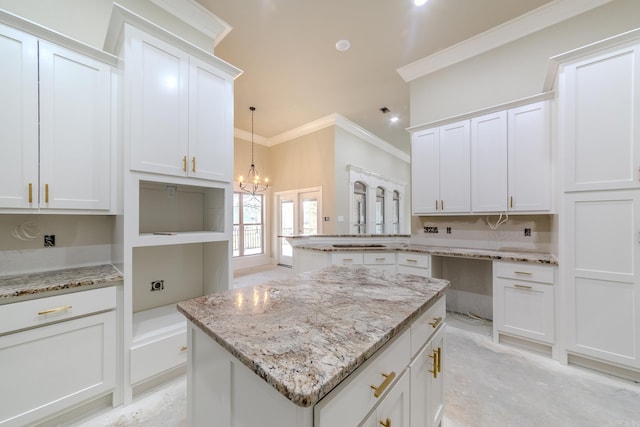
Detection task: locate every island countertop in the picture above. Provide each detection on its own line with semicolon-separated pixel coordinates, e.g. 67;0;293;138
177;265;449;407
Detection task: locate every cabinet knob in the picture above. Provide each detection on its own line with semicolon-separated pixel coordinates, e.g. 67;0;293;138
370;371;396;398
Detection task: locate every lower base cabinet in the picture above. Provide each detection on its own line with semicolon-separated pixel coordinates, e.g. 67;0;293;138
410;325;445;427
0;287;117;426
361;370;410;427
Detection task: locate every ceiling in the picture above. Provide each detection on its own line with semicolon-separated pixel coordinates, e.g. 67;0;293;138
196;0;552;154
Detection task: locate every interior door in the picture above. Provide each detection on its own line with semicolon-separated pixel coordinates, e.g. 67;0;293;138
277;188;322;266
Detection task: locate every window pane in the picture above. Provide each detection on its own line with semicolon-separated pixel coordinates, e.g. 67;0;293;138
233;225;240;256
302;199;318;235
243;195;262;224
243;224;263;255
233;193;240;224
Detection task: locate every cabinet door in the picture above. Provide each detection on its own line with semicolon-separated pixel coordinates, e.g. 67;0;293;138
428;326;445;427
439;120;471;213
129;28;189;177
0;311;116;426
39;41;112;210
493;277;554;344
562;44;640;191
471;111;508;212
508;101;551;211
411;128;440;214
188;57;233;182
0;24;38;209
564;190;640;369
362;370;410;427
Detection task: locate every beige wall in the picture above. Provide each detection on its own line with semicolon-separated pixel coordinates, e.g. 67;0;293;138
410;0;640;126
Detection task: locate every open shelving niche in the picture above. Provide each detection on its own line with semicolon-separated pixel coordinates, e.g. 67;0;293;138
124;172;232;395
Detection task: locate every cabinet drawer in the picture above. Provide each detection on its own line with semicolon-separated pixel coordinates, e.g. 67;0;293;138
494;261;554;284
410;295;446;356
314;329;410;427
130;328;187;385
331;252;364;266
397;252;430;269
0;286;117;335
363;252;395;265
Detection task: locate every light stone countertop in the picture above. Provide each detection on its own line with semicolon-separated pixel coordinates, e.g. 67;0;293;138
0;264;123;303
296;243;558;265
177;265;449;407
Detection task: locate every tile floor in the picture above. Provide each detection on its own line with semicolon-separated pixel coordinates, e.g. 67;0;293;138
56;265;640;426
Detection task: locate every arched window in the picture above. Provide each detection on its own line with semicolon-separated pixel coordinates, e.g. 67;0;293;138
353;181;367;234
375;187;385;234
392;190;400;234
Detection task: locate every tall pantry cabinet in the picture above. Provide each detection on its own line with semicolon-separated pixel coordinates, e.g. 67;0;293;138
558;33;640;379
105;5;241;402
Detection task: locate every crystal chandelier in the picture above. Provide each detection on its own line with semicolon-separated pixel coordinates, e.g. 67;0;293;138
239;106;269;196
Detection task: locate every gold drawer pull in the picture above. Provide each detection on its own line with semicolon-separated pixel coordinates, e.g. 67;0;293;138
342;258;353;262
514;284;533;290
375;258;386;261
45;183;49;203
428;349;438;379
28;183;33;203
428;316;443;328
379;418;391;427
38;305;72;315
406;259;417;263
514;271;532;276
180;346;188;352
182;156;187;172
191;157;196;173
436;346;442;373
370;371;396;398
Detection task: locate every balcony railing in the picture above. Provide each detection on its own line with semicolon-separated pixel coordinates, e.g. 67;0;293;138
233;224;263;257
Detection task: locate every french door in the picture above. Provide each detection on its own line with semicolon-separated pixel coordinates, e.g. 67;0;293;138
276;187;322;266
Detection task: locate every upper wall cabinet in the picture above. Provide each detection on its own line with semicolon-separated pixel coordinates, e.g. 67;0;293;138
561;44;640;192
471;101;551;212
127;26;234;182
0;23;113;211
411;120;471;215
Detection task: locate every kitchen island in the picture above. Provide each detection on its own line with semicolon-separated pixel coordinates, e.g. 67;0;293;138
177;266;449;427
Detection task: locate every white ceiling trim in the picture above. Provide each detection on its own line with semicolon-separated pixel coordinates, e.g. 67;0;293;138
234;114;410;164
148;0;232;46
397;0;614;82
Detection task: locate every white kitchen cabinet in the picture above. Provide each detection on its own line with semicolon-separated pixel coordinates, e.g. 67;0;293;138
330;252;364;266
397;252;431;277
411;120;471;214
561;43;640;192
106;5;241;402
493;261;555;348
471;101;551;212
0;287;117;426
363;252;396;271
563;190;640;370
0;23;113;211
127;26;234;182
361;370;410;427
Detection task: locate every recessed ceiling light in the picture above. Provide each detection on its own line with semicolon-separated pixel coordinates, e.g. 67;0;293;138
335;39;351;52
390;116;399;123
414;0;428;6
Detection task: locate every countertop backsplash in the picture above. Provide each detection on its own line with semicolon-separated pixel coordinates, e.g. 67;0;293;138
411;214;554;254
0;215;115;277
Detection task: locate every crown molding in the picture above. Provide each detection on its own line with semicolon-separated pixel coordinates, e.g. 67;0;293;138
233;114;410;163
397;0;614;82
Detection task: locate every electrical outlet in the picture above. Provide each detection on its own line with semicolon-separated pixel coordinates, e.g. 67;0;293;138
524;228;531;237
166;185;177;199
150;280;164;291
424;226;439;234
44;235;55;247
446;227;452;234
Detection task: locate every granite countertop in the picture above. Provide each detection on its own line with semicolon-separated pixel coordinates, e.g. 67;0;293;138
177;265;449;408
296;243;557;265
0;264;123;303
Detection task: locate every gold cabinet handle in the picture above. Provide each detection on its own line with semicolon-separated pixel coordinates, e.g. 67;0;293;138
370;371;396;398
38;305;72;315
436;346;442;373
45;183;49;203
191;156;196;173
375;257;386;261
28;183;33;203
428;349;438;379
435;199;438;210
406;258;417;263
379;418;391;427
514;284;533;290
514;271;532;276
182;156;187;172
510;195;513;208
429;316;443;328
180;346;188;351
342;258;353;262
440;200;444;210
